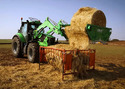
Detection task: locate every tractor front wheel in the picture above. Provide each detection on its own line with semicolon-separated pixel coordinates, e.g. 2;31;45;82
27;43;39;63
12;37;23;57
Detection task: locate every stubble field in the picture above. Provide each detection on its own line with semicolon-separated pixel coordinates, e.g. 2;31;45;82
0;41;125;89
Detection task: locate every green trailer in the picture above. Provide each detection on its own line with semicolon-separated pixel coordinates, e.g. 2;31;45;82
86;24;112;44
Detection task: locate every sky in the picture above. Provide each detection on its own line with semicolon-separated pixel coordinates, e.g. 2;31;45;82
0;0;125;40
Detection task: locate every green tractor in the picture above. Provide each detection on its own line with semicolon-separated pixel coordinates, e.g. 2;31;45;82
12;17;69;62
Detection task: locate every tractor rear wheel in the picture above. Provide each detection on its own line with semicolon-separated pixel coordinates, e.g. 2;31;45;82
12;37;23;57
27;43;39;63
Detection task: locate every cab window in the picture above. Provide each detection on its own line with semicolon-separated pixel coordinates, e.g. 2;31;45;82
21;23;27;38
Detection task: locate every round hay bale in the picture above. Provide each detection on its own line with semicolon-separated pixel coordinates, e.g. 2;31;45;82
71;7;106;31
64;7;106;50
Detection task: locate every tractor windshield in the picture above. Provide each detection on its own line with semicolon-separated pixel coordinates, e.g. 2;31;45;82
30;24;40;30
31;25;36;30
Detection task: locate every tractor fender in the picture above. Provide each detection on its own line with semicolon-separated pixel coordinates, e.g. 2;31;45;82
12;33;26;43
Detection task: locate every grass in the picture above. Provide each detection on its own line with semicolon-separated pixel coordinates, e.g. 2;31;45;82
0;39;12;43
0;43;125;59
0;39;11;48
0;38;124;59
0;44;11;48
89;44;125;57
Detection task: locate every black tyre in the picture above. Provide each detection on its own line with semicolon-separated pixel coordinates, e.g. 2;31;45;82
12;37;23;57
27;43;39;63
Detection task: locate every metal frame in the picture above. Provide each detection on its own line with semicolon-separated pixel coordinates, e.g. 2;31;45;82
39;46;95;80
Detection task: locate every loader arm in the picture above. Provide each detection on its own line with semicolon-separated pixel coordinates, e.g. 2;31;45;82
33;17;70;46
34;17;69;39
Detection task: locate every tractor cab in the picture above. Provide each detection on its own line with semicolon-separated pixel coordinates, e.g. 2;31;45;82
18;18;42;42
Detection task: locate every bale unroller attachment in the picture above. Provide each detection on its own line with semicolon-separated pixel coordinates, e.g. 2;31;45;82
39;46;95;80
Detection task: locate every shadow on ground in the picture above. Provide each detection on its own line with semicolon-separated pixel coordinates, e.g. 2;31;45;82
86;63;125;81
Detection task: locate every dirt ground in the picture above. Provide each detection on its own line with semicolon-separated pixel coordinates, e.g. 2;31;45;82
0;42;125;89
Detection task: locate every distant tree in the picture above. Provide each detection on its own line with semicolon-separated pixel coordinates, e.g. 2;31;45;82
111;39;119;42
